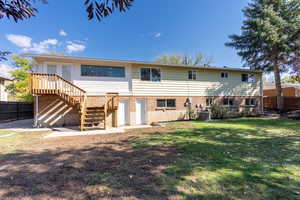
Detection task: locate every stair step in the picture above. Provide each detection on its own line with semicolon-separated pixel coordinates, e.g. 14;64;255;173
84;118;104;123
82;126;105;130
86;107;104;110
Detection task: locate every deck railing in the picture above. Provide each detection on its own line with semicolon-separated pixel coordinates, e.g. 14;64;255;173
105;93;119;111
30;73;87;105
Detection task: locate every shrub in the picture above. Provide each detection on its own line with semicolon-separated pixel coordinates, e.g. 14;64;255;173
209;104;230;119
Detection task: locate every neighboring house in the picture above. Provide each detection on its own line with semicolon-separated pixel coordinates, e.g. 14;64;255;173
0;76;10;101
264;82;300;97
25;54;263;130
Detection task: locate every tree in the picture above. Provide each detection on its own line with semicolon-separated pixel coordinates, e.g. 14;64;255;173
155;53;213;66
282;75;300;83
226;0;300;112
6;56;33;102
0;0;134;61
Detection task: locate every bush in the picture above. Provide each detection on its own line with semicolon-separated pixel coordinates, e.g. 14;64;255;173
240;108;260;117
210;104;230;119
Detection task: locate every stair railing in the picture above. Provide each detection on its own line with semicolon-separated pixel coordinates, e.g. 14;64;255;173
30;73;86;106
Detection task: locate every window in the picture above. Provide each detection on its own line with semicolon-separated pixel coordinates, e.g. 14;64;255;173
245;98;256;106
156;99;176;108
81;65;125;78
206;98;213;107
221;72;228;79
141;68;161;82
223;98;234;106
47;64;57;74
242;74;256;83
188;71;197;80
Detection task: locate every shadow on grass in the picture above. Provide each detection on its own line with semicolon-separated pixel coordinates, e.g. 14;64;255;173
0;119;299;200
133;120;300;199
0;143;181;200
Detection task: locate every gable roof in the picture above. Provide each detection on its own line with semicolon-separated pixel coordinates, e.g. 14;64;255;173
22;53;262;73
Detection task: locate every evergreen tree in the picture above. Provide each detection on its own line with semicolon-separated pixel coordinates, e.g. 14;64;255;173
226;0;300;111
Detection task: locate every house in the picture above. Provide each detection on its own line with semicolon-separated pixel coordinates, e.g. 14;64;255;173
264;82;300;97
0;76;10;101
24;54;263;130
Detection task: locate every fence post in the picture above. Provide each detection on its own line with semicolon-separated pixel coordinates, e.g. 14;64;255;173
17;102;19;120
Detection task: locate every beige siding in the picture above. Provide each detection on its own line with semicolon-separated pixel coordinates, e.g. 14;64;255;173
132;65;261;97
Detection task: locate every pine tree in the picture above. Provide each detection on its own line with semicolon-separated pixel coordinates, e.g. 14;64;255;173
226;0;300;112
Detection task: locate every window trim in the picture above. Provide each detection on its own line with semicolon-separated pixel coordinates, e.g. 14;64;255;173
221;72;229;79
242;73;256;83
245;98;256;106
156;99;176;108
140;67;161;82
223;98;235;107
188;70;197;80
81;65;126;78
206;98;214;107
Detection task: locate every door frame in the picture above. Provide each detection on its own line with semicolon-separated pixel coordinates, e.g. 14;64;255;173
119;100;129;126
135;99;147;125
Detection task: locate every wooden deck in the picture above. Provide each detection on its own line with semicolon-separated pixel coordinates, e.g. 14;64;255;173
30;73;119;130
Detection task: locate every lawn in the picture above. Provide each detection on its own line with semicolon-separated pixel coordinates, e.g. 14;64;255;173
0;118;299;200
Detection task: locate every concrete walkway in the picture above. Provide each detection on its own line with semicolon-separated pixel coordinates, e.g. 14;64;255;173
0;119;52;132
0;119;153;138
44;125;152;138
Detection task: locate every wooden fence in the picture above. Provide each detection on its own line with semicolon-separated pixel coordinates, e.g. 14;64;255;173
263;97;300;111
0;101;33;122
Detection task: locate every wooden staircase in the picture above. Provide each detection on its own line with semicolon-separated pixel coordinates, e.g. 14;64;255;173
30;73;119;131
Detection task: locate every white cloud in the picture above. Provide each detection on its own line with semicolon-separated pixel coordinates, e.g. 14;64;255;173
6;33;86;54
59;29;67;36
154;32;162;38
0;63;13;79
66;42;86;53
6;34;32;47
22;39;58;54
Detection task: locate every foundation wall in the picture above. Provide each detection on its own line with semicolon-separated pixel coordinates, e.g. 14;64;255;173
35;95;262;128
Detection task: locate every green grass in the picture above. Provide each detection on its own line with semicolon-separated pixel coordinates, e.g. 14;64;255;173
132;118;300;200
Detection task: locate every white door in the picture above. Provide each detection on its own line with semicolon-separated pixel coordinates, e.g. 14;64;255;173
62;65;71;81
119;100;128;126
136;100;146;125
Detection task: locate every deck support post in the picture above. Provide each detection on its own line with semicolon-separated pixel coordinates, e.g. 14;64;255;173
112;110;118;128
33;95;39;128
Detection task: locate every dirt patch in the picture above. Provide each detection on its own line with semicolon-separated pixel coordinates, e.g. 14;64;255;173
0;126;180;200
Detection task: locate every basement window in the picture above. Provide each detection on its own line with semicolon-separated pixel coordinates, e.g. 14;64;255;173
157;99;176;108
141;68;161;82
223;98;234;106
206;98;213;107
245;98;256;106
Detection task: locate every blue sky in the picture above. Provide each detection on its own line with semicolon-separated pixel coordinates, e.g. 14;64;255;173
0;0;250;77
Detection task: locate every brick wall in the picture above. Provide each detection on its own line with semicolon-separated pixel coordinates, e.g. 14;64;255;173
35;95;262;127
